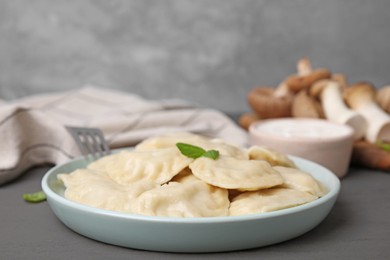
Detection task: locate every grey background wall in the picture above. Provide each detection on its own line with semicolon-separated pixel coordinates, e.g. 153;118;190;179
1;0;389;113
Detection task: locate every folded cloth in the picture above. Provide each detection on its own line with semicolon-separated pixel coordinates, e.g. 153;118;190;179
0;86;248;185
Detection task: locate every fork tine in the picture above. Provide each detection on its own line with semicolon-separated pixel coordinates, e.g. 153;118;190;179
81;131;98;159
98;133;110;155
89;133;102;158
90;128;111;157
66;126;111;160
66;126;89;156
90;131;109;158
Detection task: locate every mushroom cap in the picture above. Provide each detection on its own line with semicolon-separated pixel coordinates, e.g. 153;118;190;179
238;112;261;130
376;86;390;114
285;68;331;92
310;79;341;99
247;87;293;119
344;82;376;109
332;73;348;89
292;89;324;118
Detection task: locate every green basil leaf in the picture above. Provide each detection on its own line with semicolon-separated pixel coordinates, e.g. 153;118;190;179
176;143;206;159
23;191;46;203
202;149;219;160
376;141;390;151
176;142;220;160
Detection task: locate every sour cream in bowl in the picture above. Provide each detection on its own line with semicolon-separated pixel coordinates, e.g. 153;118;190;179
249;118;354;178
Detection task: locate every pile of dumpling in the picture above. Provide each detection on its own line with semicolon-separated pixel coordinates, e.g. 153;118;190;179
58;132;327;218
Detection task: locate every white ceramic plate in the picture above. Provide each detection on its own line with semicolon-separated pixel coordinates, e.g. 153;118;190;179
41;154;340;253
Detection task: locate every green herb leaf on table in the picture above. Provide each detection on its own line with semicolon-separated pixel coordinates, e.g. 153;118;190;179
23;191;46;203
176;143;219;160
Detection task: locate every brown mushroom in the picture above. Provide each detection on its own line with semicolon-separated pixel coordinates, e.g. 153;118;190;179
238;112;261;130
331;73;348;89
352;140;390;170
344;82;390;143
309;79;367;140
291;89;324;118
247;83;294;119
285;58;331;92
376;85;390;113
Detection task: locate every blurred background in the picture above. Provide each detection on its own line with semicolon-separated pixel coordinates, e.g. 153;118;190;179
1;0;389;114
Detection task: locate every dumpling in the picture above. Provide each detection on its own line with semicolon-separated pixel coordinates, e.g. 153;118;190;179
88;147;193;185
189;155;284;191
170;167;200;184
204;138;248;159
58;169;156;213
273;166;328;197
247;145;296;168
130;178;229;217
136;131;248;159
229;188;318;216
135;132;206;151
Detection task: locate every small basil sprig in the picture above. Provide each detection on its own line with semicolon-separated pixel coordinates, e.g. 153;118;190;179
176;143;219;160
376;140;390;151
23;191;46;203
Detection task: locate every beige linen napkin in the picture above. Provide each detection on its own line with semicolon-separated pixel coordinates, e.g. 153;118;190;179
0;86;248;185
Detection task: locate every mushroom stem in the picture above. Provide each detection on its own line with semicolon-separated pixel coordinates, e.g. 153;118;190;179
344;83;390;143
297;58;312;76
311;80;367;140
360;103;390;142
273;82;291;97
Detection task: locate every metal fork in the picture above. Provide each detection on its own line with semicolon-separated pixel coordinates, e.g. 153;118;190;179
66;126;111;160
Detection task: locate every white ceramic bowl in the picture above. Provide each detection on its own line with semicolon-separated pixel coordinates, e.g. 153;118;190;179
42;154;340;253
249;118;354;178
